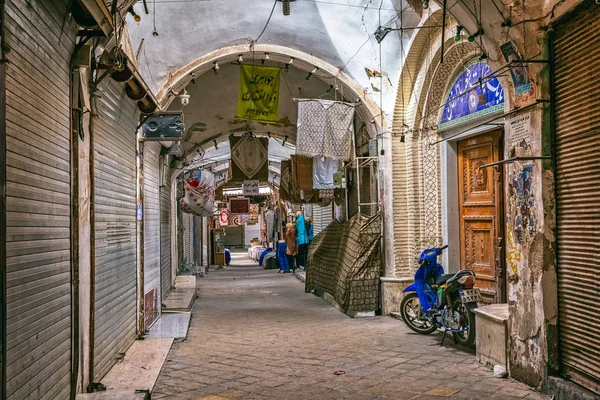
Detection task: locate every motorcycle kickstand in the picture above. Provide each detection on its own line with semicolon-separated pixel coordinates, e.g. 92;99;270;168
440;330;458;346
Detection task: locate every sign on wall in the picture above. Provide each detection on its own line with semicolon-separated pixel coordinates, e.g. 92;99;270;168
236;65;280;122
242;180;260;195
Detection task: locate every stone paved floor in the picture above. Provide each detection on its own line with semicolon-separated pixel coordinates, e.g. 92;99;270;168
153;251;545;400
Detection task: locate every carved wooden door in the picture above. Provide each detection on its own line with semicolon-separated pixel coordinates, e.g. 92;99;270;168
458;131;504;304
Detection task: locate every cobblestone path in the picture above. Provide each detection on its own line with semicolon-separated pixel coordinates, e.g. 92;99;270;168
153;251;544;400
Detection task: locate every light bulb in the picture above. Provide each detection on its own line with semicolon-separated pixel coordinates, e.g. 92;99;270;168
264;53;270;60
238;55;244;64
213;62;219;75
311;67;318;74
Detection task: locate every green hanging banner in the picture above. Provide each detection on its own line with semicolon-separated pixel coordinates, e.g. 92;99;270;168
236;64;280;123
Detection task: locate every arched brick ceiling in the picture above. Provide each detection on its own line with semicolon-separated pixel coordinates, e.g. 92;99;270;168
127;0;421;120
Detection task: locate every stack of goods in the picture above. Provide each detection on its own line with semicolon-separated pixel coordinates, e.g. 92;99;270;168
179;170;215;216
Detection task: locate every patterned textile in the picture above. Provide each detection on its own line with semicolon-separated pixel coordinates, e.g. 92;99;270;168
249;203;259;225
230;136;269;181
293;155;313;190
319;189;334;199
305;213;382;313
296;99;355;160
313;158;339;189
279;160;291;201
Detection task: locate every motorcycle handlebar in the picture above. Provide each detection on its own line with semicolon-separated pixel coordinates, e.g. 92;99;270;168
439;245;449;251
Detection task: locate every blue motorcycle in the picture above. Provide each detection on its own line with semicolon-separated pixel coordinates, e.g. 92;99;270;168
400;245;481;346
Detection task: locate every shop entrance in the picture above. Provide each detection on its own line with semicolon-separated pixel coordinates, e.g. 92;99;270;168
457;130;504;304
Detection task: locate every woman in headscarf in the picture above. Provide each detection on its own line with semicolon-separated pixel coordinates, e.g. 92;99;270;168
285;222;298;274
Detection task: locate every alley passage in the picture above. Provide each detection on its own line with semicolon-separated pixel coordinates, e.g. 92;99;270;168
153;252;544;400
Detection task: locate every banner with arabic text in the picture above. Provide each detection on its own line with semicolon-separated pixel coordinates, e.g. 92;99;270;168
236;65;280;122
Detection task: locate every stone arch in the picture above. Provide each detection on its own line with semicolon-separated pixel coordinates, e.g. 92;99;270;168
156;44;385;137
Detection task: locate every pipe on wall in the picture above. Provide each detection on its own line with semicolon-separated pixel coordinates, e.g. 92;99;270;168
0;0;6;397
69;67;81;400
136;138;145;338
86;94;97;393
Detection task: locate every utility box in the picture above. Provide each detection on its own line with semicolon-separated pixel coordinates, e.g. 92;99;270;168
474;304;510;369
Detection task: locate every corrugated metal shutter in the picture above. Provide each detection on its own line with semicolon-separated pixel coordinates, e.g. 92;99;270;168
4;1;76;398
93;80;138;379
313;205;323;235
160;156;171;300
182;212;194;266
554;1;600;393
144;142;161;327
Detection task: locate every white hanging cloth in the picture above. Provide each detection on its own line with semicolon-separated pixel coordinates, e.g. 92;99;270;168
296;99;355;160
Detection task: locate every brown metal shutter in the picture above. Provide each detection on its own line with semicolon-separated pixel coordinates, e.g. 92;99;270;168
144;142;161;328
93;80;138;380
160;156;172;300
554;1;600;393
4;1;76;398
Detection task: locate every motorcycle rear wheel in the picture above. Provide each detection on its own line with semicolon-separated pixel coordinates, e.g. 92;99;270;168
451;300;476;347
400;292;438;334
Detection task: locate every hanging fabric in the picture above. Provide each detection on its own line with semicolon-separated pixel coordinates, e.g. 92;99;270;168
280;160;291;201
313;158;339;189
230;135;269;181
292;155;314;190
296;99;355;160
319;189;335;199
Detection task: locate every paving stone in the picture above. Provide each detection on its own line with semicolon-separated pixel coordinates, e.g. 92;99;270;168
153;251;543;400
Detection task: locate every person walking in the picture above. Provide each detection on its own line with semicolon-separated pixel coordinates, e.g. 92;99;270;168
295;211;309;271
285;222;298;274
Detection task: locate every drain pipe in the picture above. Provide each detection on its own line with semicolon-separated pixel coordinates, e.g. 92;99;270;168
69;67;81;400
86;94;97;392
0;0;7;397
136;136;145;338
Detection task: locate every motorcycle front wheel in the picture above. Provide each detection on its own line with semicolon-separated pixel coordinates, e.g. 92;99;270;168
400;292;438;334
451;300;476;347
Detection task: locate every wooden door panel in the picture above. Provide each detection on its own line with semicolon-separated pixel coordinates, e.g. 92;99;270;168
464;217;497;301
458;131;503;304
462;144;496;206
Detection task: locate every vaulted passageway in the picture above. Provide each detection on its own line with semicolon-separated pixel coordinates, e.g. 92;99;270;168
151;251;543;400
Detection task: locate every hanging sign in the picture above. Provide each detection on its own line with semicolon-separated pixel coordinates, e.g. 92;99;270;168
236;65;280;122
243;180;260;195
229;197;250;214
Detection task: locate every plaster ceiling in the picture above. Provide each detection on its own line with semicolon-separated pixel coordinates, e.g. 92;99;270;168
128;0;422;121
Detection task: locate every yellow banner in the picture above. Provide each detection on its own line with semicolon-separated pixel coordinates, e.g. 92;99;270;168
236;65;280;123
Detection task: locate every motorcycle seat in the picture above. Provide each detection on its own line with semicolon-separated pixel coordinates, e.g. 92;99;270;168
435;273;455;285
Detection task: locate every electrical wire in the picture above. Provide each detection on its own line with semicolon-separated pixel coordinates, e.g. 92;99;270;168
255;0;278;42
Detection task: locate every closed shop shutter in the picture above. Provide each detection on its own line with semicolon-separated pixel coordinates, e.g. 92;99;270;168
160;156;172;300
4;1;76;398
554;1;600;393
93;80;138;379
183;212;194;266
313;205;323;236
224;226;243;247
144;142;161;328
